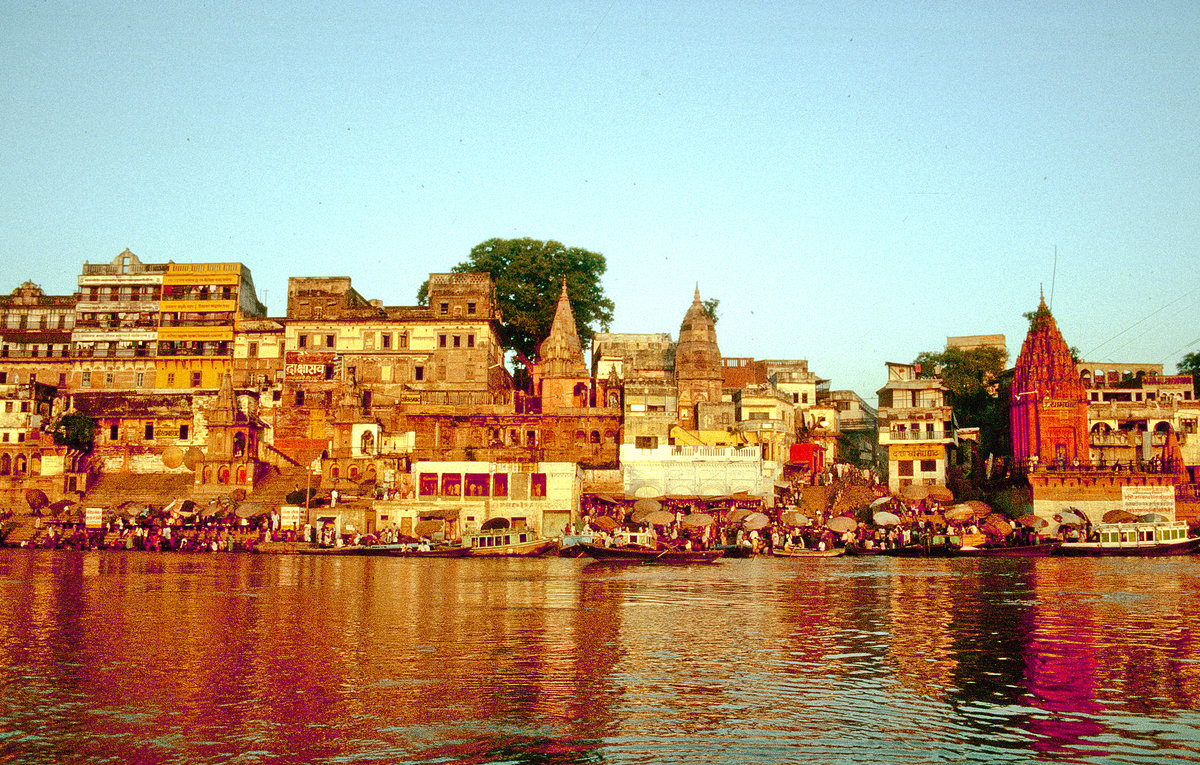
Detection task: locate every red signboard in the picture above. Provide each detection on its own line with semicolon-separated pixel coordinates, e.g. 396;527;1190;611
285;352;336;380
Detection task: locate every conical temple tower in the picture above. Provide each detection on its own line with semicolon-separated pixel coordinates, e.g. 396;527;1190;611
532;278;592;411
675;286;722;429
1011;297;1089;468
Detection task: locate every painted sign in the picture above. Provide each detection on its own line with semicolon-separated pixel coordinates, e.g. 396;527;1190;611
1121;485;1176;518
889;443;945;461
280;505;303;529
285;352;336;379
84;506;105;529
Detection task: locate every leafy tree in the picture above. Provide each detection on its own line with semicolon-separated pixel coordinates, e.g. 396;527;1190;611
52;412;96;454
1179;351;1200;394
420;238;614;364
914;345;1009;472
702;298;720;325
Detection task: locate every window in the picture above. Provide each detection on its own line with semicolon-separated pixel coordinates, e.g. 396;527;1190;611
441;473;462;497
415;366;424;381
466;473;489;497
467;335;475;348
249;342;258;357
531;473;547;498
144;423;154;440
296;390;305;405
82;371;91;387
298;334;308;348
467;302;476;314
180;424;189;440
324;391;333;407
898;460;914;477
492;473;509;497
326;335;334;348
802;393;809;404
439;335;447;348
399;334;408;349
635;436;657;449
381;333;391;349
135;372;144;388
105;373;114;387
191;372;203;387
167;373;175;386
110;424;119;441
419;473;438;496
920;459;937;472
439;302;449;315
453;335;461;348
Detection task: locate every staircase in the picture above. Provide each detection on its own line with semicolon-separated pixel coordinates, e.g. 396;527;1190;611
80;473;197;509
251;463;322;509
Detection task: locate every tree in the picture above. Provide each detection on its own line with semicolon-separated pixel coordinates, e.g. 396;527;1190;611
914;345;1009;463
702;298;720;326
420;238;614;364
52;412;96;454
1179;351;1200;394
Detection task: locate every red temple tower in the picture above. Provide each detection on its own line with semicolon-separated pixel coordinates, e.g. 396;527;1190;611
1011;297;1089;469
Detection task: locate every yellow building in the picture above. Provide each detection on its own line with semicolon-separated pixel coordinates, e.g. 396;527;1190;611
155;262;265;389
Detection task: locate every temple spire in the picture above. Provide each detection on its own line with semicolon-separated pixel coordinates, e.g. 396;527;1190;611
536;277;587;378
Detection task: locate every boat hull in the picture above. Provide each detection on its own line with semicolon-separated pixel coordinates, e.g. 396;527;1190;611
359;544;469;558
465;539;557;558
952;542;1061;558
581;544;725;563
772;547;846;558
1057;537;1200;557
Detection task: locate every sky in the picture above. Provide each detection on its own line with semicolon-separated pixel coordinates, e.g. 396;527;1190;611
3;1;1199;402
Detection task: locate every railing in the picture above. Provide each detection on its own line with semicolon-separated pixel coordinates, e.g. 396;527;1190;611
887;429;950;441
155;347;230;357
1090;433;1169;447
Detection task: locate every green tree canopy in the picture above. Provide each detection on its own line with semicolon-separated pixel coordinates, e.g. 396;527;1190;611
914;346;1008;406
1179;351;1200;394
420;238;614;365
52;412;96;454
702;298;720;325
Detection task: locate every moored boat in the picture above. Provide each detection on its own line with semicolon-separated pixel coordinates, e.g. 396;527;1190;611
952;541;1061;558
463;528;556;557
1057;520;1200;557
580;544;725;563
359;543;469;557
772;546;846;558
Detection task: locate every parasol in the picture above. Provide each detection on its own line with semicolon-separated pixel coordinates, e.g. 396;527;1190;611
726;508;753;524
645;510;674;526
901;484;929;501
1101;509;1136;524
826;516;857;534
1016;514;1048;529
782;512;810;527
679;513;715;528
925;485;954;503
982;513;1013;537
632;498;662;514
589;515;620;533
870;496;892;508
414;519;444;537
873;511;901;527
743;512;770;531
945;505;974;523
25;489;49;512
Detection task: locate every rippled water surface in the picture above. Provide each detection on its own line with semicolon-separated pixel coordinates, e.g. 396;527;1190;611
4;551;1200;763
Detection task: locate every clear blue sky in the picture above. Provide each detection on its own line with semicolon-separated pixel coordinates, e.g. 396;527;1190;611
4;2;1199;401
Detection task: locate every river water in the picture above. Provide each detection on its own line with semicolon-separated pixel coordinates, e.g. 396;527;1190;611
3;551;1200;764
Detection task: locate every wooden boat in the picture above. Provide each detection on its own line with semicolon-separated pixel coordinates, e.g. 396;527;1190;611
581;544;725;563
844;544;886;556
359;543;469;558
772;546;846;558
1057;520;1200;557
297;545;362;556
952;541;1061;558
881;543;956;558
463;528;556;557
557;533;596;558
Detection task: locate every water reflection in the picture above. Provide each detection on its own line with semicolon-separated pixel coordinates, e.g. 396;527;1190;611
3;551;1200;763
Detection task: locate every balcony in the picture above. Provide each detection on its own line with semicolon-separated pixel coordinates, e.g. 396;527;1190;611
886;429;950;441
1090;433;1170;448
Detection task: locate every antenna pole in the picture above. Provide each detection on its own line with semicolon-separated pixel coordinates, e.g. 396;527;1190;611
1049;245;1058;310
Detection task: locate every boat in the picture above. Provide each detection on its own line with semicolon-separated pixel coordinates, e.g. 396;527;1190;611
557;533;595;558
463;527;557;557
297;545;363;556
580;544;725;563
772;546;845;558
879;543;956;558
951;541;1061;557
1057;520;1200;557
359;543;469;558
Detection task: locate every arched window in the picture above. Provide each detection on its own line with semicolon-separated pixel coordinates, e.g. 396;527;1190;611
218;465;230;484
349;465;359;480
604;430;616;443
360;430;375;455
236;465;247;484
590;430;601;444
13;456;26;475
233;432;246;458
331;465;340;480
0;454;10;475
575;430;586;444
